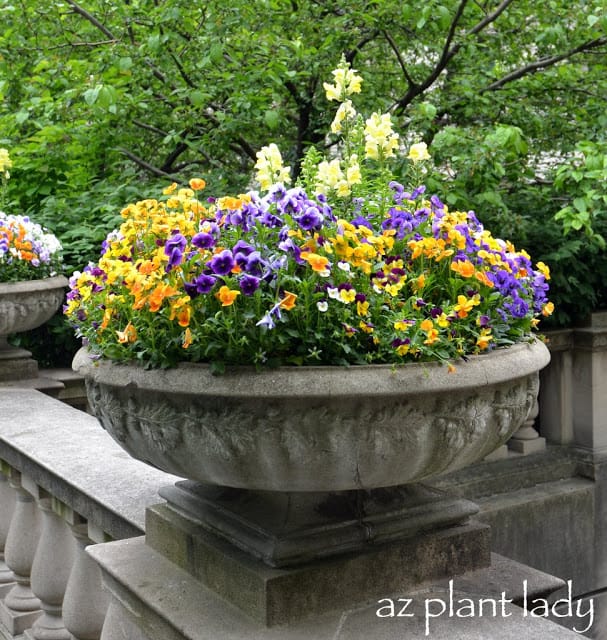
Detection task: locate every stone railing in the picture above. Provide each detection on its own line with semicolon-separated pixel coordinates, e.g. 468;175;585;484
0;386;178;640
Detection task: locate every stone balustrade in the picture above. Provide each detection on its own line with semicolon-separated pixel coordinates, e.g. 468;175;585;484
0;387;180;640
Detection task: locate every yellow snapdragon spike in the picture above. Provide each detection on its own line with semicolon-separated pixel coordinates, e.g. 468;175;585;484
407;142;430;163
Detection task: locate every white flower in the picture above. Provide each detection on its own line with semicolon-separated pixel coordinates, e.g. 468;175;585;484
315;159;344;194
317;301;328;312
330;100;356;134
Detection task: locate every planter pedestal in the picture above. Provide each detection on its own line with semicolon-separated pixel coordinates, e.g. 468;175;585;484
142;482;489;626
156;481;481;568
0;340;40;383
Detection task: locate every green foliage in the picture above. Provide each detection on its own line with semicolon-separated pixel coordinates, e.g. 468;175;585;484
553;141;607;247
0;0;605;365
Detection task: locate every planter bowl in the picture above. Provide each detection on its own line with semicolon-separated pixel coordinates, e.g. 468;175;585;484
74;339;550;492
0;276;68;338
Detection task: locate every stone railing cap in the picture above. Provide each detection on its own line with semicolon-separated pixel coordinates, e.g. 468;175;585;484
0;387;180;538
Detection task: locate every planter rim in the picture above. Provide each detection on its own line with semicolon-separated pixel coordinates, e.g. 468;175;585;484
0;275;68;295
74;337;550;400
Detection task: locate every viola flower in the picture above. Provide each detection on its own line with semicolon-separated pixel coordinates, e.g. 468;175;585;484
295;206;324;232
192;232;215;250
239;274;261;296
182;328;193;349
279;291;298;310
164;233;187;271
301;251;331;276
454;294;481;319
116;322;137;344
207;249;236;276
185;274;216;297
216;285;240;307
189;178;206;191
0;212;63;282
504;295;529;319
476;328;493;351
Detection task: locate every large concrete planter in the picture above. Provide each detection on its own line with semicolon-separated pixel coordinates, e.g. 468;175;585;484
77;339;551;625
0;276;68;349
74;339;550;493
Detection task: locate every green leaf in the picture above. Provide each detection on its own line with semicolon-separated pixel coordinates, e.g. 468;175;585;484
264;109;280;130
190;90;207;107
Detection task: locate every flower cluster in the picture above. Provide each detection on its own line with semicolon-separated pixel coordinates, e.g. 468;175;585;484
0;212;64;282
65;59;552;369
0;149;63;283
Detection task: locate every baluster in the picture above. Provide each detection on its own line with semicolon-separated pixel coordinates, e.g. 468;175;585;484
26;497;77;640
63;523;110;640
0;470;16;592
508;397;546;455
0;471;42;635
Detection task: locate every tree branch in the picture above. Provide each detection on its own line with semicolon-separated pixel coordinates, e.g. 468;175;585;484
115;147;182;182
45;39;118;49
467;0;515;36
382;30;418;89
483;36;607;91
64;0;116;40
345;29;381;65
133;120;169;137
391;0;522;113
393;0;471;112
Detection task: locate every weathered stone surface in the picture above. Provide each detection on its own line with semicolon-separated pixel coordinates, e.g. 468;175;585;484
88;538;582;640
0;276;67;341
0;356;39;383
156;482;480;567
475;479;595;596
74;340;550;492
0;388;180;538
146;500;490;626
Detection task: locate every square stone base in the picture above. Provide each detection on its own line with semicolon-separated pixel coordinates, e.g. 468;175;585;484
146;502;491;626
0;599;41;636
508;436;547;455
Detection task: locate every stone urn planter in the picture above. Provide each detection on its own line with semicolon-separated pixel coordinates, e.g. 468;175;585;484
74;338;550;569
0;276;68;380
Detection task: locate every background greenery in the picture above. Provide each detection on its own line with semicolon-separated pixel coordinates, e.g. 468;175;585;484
1;0;605;365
